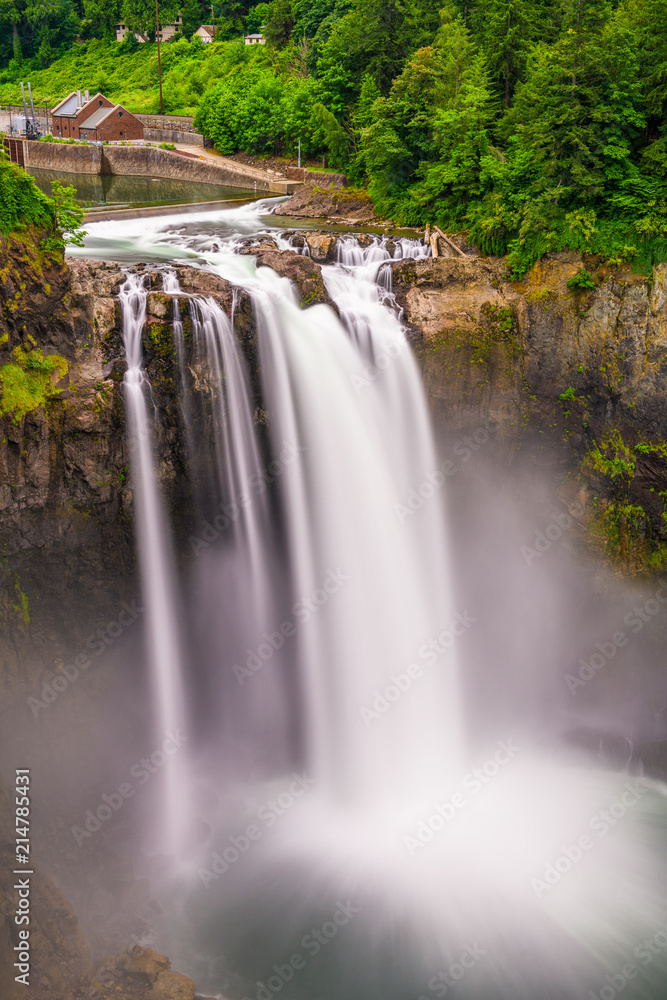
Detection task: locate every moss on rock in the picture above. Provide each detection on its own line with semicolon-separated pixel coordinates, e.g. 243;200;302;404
0;346;68;423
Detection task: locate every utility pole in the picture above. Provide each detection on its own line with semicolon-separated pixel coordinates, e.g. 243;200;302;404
155;0;163;115
298;139;301;168
210;2;215;31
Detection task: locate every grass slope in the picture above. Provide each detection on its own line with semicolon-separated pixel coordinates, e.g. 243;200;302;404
0;36;238;116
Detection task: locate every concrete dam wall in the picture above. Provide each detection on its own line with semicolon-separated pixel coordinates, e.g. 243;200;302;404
21;141;298;194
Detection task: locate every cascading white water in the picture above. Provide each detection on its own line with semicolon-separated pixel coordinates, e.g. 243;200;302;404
81;206;667;999
119;272;189;855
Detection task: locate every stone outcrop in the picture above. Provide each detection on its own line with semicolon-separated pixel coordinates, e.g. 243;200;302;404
276;183;379;224
392;250;667;572
79;946;199;1000
239;240;335;307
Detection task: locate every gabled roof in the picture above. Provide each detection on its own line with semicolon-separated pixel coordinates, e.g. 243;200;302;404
77;105;114;129
79;103;139;130
53;91;114;117
75;93;112;118
198;24;216;34
51;92;80;116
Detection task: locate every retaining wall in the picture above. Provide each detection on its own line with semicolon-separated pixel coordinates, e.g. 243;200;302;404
23;142;105;173
143;127;212;147
136;113;197;131
21;141;297;193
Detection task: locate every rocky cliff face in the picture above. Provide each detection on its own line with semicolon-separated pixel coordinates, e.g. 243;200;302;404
391;250;667;573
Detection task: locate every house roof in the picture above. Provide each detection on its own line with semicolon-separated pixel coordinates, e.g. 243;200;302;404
75;93;111;116
51;92;80;116
78;105;114;129
198;24;216;34
79;104;139;130
52;91;112;117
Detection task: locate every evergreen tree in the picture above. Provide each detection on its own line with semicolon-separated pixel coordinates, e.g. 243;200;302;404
471;0;560;106
362;6;486;217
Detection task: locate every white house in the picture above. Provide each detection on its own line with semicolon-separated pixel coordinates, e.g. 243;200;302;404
244;33;265;44
195;25;217;43
116;14;183;43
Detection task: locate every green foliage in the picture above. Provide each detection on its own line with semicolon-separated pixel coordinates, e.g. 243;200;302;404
194;47;326;155
567;268;596;291
247;2;271;33
14;580;30;625
559;386;577;402
0;36;216;116
0;155;54;236
181;0;203;38
47;179;86;248
121;0;179;41
1;0;667;278
264;0;294;47
634;440;667;460
82;0;121;39
583;430;636;480
362;9;494;226
0;346;69;423
595;500;648;564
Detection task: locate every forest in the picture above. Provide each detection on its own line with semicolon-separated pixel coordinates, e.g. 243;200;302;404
1;0;666;273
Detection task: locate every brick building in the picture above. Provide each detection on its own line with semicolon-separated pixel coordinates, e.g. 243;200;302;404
50;92;144;142
78;104;144;142
51;91;113;139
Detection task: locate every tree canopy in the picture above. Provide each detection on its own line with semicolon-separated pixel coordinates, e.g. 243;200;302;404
2;0;667;273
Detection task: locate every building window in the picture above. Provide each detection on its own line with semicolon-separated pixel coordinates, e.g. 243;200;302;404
118;111;123;118
98;100;103;106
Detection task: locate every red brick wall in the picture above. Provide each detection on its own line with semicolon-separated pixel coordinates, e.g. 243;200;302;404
52;114;73;138
83;111;144;143
72;96;114;138
54;107;144;142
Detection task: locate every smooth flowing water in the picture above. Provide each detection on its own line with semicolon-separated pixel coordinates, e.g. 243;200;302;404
86;203;667;999
119;273;189;854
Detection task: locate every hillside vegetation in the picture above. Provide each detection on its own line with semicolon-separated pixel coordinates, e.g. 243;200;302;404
0;157;54;235
1;0;667;275
0;36;216;115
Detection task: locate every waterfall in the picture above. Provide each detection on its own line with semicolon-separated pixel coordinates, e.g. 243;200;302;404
185;293;292;764
119;272;189;855
95;210;667;1000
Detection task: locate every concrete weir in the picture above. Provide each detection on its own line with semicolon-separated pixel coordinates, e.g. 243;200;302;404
21;141;300;195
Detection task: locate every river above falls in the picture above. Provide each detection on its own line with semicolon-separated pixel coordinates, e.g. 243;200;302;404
65;198;425;265
28;166;257;211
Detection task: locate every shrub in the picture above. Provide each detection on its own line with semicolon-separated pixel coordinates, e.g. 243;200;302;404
567;269;597;292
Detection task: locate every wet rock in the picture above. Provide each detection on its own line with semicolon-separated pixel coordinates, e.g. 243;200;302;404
303;233;336;263
277;183;378;224
393;251;667;572
249;248;336;310
80;947;196;1000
